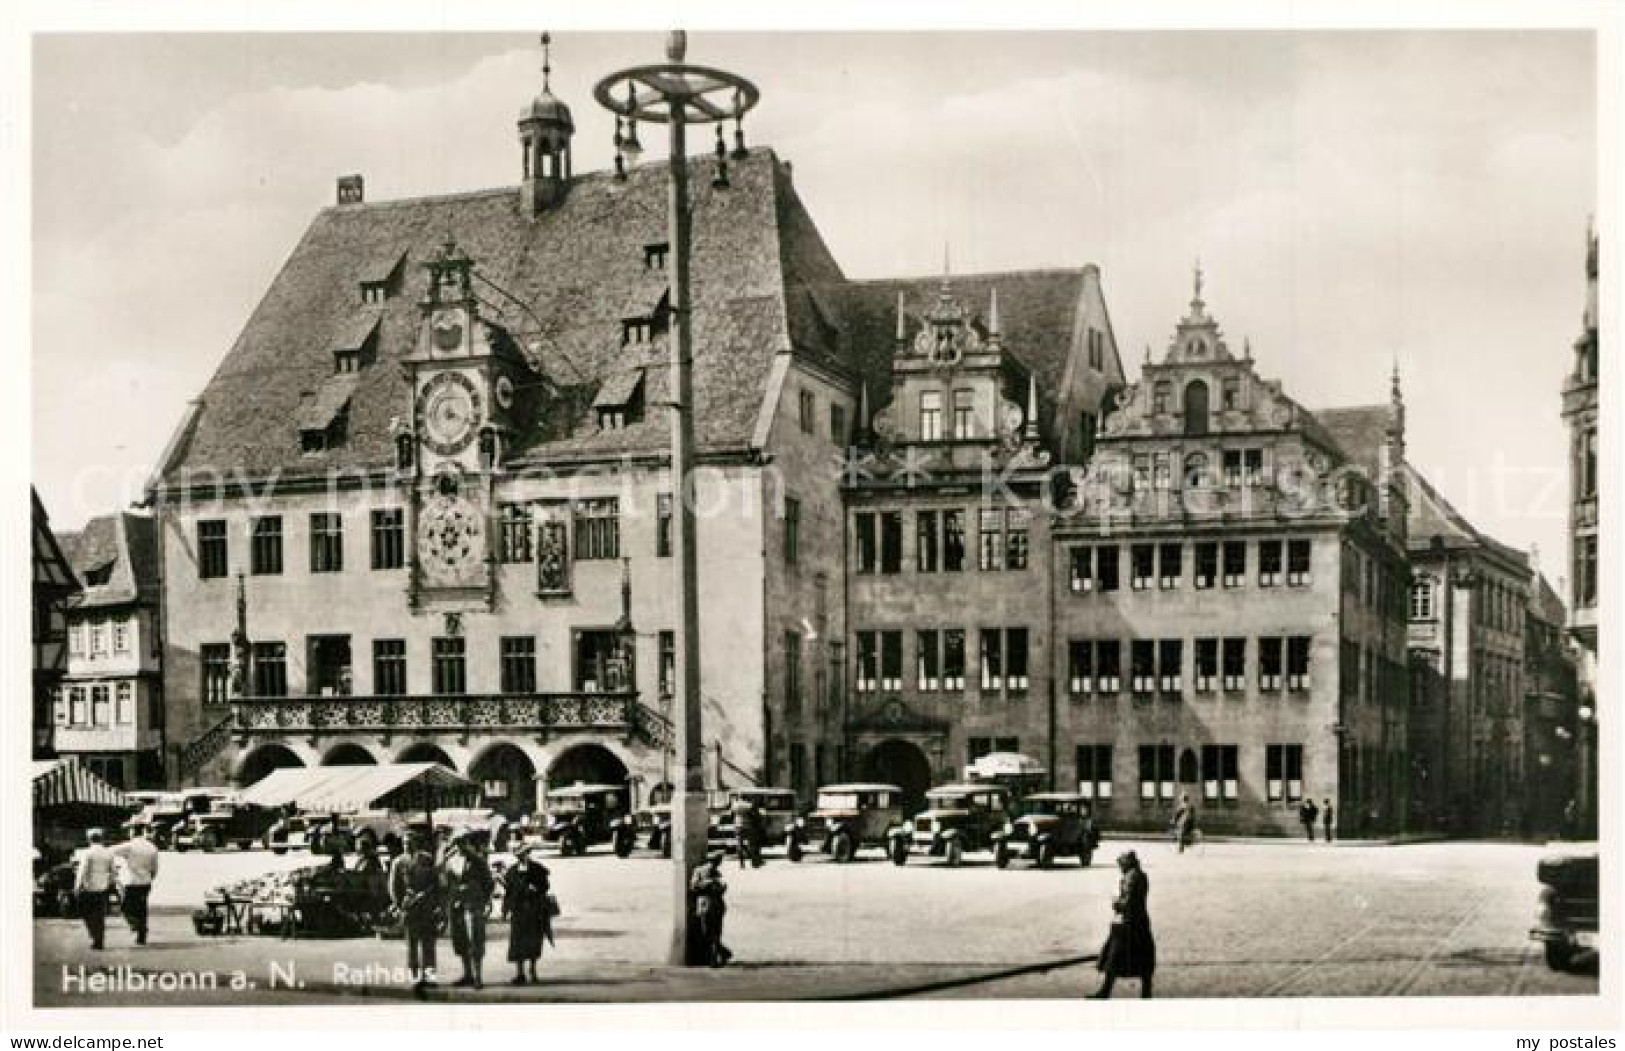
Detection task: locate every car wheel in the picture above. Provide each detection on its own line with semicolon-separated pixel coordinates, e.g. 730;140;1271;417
994;843;1010;869
889;838;908;866
1545;939;1577;972
787;839;803;863
273;846;288;856
236;840;253;851
201;829;221;852
945;838;963;868
1037;842;1054;869
566;834;584;858
832;831;855;864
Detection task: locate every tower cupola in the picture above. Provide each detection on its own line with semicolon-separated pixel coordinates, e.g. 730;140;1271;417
519;32;574;217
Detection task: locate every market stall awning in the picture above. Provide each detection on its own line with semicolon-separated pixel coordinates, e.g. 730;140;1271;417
237;762;477;813
33;758;132;812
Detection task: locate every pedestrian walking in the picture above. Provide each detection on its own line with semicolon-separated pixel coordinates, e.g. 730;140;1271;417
388;826;442;994
1171;794;1197;853
1322;799;1335;843
1090;850;1156;999
500;843;553;986
74;828;116;951
734;799;765;869
689;852;732;967
112;826;160;945
1298;798;1319;842
443;829;494;989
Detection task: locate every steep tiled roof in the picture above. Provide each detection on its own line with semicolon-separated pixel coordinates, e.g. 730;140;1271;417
1404;463;1529;572
824;270;1090;429
1315;404;1391;477
60;512;159;610
160;149;832;484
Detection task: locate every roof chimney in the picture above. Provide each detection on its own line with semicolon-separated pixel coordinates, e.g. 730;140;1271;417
337;174;364;206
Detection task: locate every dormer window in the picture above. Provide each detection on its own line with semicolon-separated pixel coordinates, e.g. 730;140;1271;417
296;374;361;454
83;561;115;587
644;243;669;271
335;350;361;374
595;368;646;431
331;313;380;374
361;282;388;304
358;249;404;304
622;319;656;346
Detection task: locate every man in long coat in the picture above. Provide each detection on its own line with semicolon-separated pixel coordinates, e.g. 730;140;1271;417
1090;850;1156;999
388;826;442;993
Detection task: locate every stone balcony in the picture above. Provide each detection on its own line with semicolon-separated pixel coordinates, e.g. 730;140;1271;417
229;691;673;748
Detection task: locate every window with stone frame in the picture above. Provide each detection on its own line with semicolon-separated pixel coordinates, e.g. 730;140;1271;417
784;631;803;715
309;512;343;573
574;498;620;561
1258;539;1283;586
1068;639;1093;696
1131;640;1156;696
1077;744;1113;802
784;497;801;566
855;631;878;692
942;629;966;691
943;509;966;572
1005;508;1030;570
1410;576;1436;621
978;507;1005;571
371;508;405;570
1201;744;1239;803
879;511;903;574
1244;449;1265;485
917;511;940;573
1222;449;1244;486
656;494;673;558
1287;636;1312;691
1194;638;1219;694
432;636;467;695
830;403;848;445
855;513;876;574
1006;628;1029;692
198;520;229;579
501;636;537;694
91;685;111;727
1258;636;1284;692
499;503;534;563
919;389;943;442
1158;639;1183;695
1095;640;1122;694
1287;539;1312;586
1152;380;1172;414
1131;544;1155;590
113;618;129;654
1266;743;1304;802
799;389;816;435
659;631;675;697
1096;545;1120;592
952;389;975;439
980;629;1004;692
1138;743;1176;801
1222;637;1247;692
1221;375;1241;410
1194;542;1218;589
201;644;232;704
1158;543;1183;589
373;639;407;696
917;630;941;691
879;631;903;692
251;642;287;698
251;516;283;576
1069;546;1092;592
1222;540;1247;587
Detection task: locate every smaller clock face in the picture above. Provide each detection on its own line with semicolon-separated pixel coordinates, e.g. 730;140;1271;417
416;371;483;457
431;310;465;355
494;375;515;410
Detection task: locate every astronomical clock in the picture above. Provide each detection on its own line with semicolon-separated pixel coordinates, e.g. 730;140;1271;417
399;241;533;608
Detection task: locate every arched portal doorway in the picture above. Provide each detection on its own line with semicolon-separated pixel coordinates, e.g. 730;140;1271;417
1184;380;1210;436
398;741;456;769
322;743;377;766
469;744;538;819
238;743;304;788
861;739;933;814
546;743;629;793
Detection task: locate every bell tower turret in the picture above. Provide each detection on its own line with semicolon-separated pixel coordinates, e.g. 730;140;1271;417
519;32;574;217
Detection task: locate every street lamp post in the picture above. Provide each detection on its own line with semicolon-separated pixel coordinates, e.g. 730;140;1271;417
595;31;759;967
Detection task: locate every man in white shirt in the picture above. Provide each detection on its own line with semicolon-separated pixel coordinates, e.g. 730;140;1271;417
113;827;160;945
73;828;116;950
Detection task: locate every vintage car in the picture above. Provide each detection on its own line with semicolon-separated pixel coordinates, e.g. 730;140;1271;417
629;803;673;857
151;787;234;848
803;783;906;863
173;798;279;852
708;787;805;859
888;783;1013;867
992;792;1101;869
265;814;313;855
33;857;122;918
1530;843;1598;972
538;783;632;857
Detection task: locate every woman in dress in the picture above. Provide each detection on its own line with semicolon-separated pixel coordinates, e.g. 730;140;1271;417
1090;850;1156;998
501;843;552;985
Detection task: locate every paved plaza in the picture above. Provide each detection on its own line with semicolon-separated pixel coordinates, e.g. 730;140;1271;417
33;838;1598;1005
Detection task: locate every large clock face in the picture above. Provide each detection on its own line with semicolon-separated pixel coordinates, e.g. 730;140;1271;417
416;371;483;457
419;495;484;582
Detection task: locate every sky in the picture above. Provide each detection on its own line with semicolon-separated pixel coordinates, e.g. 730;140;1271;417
29;30;1597;583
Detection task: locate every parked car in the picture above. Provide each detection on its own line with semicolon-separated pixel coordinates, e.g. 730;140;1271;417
174;798;280;852
992;792;1100;869
1530;843;1598;972
708;787;805;859
265;814;312;855
150;788;233;849
538;783;631;857
803;783;905;863
33;858;121;918
888;783;1012;867
630;803;672;857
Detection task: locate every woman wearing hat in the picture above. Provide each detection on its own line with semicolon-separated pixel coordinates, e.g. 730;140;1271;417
500;843;553;986
1091;850;1156;999
442;829;494;989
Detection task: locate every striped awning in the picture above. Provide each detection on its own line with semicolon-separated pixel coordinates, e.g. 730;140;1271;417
238;762;477;813
32;758;132;812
